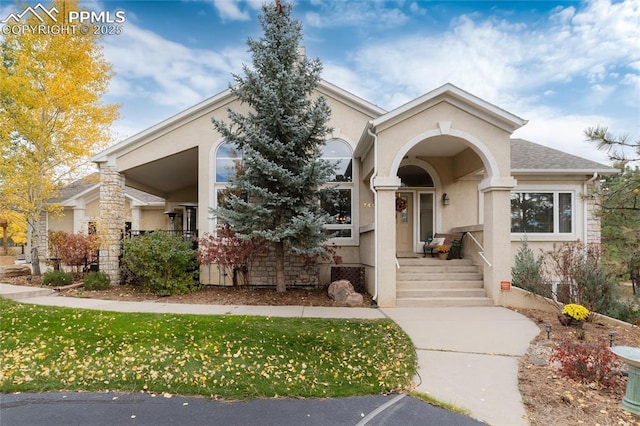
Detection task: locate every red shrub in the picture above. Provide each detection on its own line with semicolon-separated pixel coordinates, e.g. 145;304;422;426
550;339;624;389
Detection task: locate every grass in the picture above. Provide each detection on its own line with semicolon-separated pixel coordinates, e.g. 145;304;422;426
0;298;416;399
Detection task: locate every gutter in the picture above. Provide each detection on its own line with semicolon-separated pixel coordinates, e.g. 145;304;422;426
583;172;598;242
367;124;379;307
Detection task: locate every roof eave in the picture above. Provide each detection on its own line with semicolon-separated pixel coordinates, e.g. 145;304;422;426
92;87;236;163
372;83;527;134
512;168;620;175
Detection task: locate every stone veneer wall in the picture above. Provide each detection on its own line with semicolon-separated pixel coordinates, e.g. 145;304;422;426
36;211;48;259
247;244;320;287
586;195;601;244
99;164;125;284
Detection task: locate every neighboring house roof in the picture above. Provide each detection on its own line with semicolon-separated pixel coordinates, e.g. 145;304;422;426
49;174;165;206
511;139;618;175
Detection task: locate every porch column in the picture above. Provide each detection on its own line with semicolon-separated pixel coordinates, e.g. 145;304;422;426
73;203;86;233
479;177;516;303
98;162;125;284
373;176;401;307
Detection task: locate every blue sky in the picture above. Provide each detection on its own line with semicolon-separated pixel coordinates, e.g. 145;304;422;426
2;0;638;164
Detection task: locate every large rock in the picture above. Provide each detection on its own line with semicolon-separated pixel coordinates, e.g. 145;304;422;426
0;265;31;278
328;279;363;306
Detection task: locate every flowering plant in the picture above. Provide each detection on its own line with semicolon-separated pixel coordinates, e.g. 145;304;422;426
561;303;590;321
436;245;451;253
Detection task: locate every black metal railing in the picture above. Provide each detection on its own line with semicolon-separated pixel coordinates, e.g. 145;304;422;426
127;229;198;241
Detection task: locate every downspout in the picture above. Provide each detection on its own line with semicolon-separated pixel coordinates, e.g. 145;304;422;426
583;172;598;242
367;125;379;307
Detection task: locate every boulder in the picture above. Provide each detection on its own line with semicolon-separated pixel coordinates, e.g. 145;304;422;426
0;265;31;278
328;279;364;306
344;292;364;306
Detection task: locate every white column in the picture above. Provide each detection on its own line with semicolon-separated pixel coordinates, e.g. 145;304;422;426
479;177;516;303
373;176;401;307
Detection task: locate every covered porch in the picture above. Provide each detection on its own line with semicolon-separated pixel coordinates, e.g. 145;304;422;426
356;84;526;307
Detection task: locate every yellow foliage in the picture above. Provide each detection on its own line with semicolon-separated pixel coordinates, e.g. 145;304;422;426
0;0;119;250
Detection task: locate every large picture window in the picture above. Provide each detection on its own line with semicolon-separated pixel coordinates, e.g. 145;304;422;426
214;139;356;243
511;191;573;234
321;139;354;240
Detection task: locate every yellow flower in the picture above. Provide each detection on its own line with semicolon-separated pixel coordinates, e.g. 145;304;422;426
562;303;590;321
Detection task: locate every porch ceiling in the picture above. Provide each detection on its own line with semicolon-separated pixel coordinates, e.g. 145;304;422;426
121;148;198;197
406;135;469;157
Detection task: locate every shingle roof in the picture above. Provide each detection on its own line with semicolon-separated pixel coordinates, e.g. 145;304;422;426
51;173;164;204
511;138;616;173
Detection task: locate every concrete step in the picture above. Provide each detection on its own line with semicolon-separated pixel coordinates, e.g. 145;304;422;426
397;258;474;267
396;296;494;307
397;288;487;298
396;272;483;281
398;265;479;274
0;284;54;300
396;280;484;290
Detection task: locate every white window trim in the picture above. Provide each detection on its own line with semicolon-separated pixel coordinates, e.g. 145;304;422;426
322;139;358;246
510;184;582;241
210;139;359;246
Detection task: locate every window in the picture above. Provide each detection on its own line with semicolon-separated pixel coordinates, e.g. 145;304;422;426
321;140;354;240
322;140;352;182
213;139;356;243
320;189;352;238
215;142;243;182
511;192;573;234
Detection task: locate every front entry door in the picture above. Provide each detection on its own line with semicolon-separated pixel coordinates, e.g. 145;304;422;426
396;192;413;253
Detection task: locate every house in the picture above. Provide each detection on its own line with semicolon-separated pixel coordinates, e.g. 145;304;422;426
43;173;166;241
59;81;615;308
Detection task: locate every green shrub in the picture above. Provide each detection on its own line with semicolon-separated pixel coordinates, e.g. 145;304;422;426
120;232;199;296
42;270;73;287
603;299;640;325
511;237;547;296
83;271;110;290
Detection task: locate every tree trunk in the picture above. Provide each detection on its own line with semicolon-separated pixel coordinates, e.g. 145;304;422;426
31;246;41;276
275;241;286;293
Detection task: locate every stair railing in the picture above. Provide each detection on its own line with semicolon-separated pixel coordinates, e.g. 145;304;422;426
464;232;492;267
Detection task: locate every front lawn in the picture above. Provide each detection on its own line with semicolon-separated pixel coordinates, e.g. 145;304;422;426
0;298;416;399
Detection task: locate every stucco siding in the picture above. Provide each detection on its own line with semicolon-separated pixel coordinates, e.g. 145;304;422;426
137;208;166;231
48;210;74;233
374;102;512;178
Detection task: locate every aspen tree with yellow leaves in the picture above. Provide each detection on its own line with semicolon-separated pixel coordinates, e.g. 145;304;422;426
0;0;119;275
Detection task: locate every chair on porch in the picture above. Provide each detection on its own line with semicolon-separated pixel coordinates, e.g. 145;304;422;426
423;232;465;259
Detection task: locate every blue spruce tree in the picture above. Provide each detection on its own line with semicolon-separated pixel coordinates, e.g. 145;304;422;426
212;1;333;293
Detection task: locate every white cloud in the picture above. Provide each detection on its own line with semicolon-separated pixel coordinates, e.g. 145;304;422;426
207;0;263;21
512;107;614;165
103;23;248;109
303;1;409;29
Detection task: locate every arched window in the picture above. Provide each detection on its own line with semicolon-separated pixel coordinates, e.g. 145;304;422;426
320;139;354;240
215;142;243;183
322;140;352;182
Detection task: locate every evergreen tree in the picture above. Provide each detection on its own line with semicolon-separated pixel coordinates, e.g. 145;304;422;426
512;237;546;297
585;127;640;292
212;1;333;293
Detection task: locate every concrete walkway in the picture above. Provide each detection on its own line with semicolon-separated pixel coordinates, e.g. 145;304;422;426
0;283;540;425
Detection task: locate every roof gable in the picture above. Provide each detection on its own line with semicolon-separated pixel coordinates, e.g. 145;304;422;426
93;79;385;163
50;174;165;206
371;83;527;134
